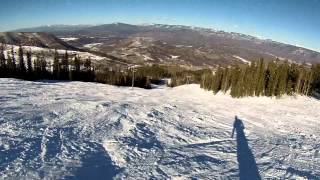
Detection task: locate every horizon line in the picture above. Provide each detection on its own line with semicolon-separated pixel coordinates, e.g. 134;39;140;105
5;22;320;53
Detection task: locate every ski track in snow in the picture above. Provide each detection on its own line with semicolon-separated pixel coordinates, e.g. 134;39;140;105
0;78;319;179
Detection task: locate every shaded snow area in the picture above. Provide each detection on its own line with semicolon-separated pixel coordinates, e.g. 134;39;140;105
0;78;319;179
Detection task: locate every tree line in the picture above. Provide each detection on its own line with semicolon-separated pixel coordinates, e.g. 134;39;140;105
0;44;172;88
0;44;94;82
95;64;194;88
200;59;320;98
1;44;320;96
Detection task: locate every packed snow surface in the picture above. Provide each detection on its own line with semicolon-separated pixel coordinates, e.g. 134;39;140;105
170;55;180;59
83;43;103;49
0;79;319;179
60;37;79;41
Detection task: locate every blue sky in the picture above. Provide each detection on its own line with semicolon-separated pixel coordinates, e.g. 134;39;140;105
0;0;319;51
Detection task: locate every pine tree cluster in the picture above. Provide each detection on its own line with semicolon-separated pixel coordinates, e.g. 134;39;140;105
0;44;94;82
0;44;172;88
200;59;320;98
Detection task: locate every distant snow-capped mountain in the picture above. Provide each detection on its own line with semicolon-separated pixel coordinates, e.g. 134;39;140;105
9;23;320;66
11;24;94;33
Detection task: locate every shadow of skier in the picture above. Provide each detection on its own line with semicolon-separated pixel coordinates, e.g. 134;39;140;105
232;116;261;180
65;142;122;180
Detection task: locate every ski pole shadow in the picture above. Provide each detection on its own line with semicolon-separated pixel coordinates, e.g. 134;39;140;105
231;116;261;180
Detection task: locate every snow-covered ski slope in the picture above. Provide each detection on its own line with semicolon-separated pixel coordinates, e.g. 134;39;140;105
0;78;319;179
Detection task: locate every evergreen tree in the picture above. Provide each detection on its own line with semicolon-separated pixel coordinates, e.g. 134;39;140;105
53;49;60;79
26;51;33;77
255;58;266;96
244;63;256;96
18;45;26;75
74;55;81;73
199;58;320;98
33;54;41;77
40;55;47;78
10;46;17;76
301;69;313;95
0;45;6;77
200;70;214;90
275;62;289;97
230;65;242;97
220;67;231;93
72;55;81;80
212;67;223;94
60;50;69;80
265;61;277;96
7;51;14;75
0;45;6;67
295;66;304;94
311;64;320;94
84;57;93;81
31;53;47;79
287;63;299;94
84;57;91;71
238;68;247;97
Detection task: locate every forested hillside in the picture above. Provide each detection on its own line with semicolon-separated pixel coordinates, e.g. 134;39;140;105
1;43;320;98
200;59;320;98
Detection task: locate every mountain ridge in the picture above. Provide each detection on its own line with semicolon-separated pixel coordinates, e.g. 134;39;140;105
10;24;94;33
11;23;319;53
0;32;80;50
6;23;320;66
